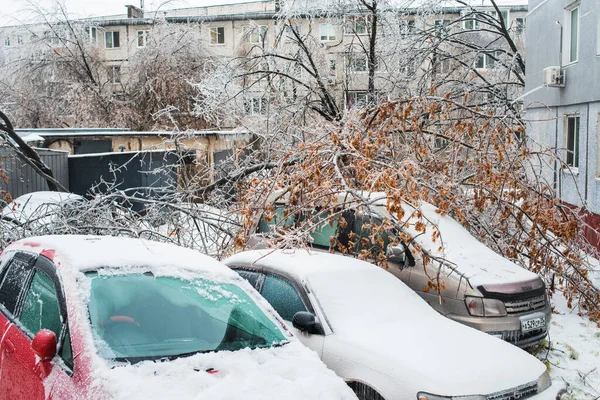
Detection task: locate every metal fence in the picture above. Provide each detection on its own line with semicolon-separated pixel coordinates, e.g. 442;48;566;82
68;150;179;212
0;147;69;202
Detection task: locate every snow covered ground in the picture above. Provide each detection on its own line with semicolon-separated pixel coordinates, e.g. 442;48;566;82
538;285;600;399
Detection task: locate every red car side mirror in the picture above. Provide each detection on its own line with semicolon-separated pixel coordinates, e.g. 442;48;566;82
31;329;57;362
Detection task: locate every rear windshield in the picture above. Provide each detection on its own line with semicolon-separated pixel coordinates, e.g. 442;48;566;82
87;273;287;362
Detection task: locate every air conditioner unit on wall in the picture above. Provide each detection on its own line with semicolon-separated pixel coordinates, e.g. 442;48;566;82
543;66;565;87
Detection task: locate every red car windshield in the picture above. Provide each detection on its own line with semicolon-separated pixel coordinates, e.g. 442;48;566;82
87;273;287;362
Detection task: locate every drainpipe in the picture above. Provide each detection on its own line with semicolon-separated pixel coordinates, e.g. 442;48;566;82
555;107;560;198
585;103;589;204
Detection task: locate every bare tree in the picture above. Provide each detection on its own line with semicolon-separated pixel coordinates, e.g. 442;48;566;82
0;3;210;130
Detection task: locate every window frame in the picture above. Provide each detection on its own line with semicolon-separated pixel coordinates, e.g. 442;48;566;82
86;26;97;44
346;52;368;73
514;17;525;35
319;23;337;42
400;19;415;37
564;4;580;64
210;26;225;45
107;65;121;84
474;52;497;70
434;57;451;74
434;19;449;36
246;25;267;44
137;30;150;48
344;15;369;36
244;96;268;115
564;115;580;169
104;30;120;49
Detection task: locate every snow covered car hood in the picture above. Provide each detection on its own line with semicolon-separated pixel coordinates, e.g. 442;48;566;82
306;266;546;397
334;318;545;396
89;342;356;400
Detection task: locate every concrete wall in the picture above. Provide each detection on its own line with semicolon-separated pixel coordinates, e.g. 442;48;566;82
525;0;600;216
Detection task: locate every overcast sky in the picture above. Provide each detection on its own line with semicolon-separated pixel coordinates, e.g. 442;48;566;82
0;0;246;26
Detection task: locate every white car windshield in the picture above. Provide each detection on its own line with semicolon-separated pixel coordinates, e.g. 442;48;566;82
87;272;288;363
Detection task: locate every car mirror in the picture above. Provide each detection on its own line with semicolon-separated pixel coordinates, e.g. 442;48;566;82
386;245;406;264
31;329;57;362
292;311;323;335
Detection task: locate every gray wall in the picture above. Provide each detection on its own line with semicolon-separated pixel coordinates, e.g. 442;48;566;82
526;0;600;108
525;0;600;214
0;147;69;202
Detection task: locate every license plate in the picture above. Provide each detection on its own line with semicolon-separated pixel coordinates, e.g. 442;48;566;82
520;314;546;333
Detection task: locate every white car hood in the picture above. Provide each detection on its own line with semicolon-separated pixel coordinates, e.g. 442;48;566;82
92;342;356;400
338;318;545;397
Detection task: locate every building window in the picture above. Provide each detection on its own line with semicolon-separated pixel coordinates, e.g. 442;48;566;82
247;25;267;44
400;59;415;76
86;27;97;44
514;17;525;35
475;53;496;69
463;17;480;31
463;9;509;30
346;53;367;73
105;31;120;49
345;16;369;35
565;115;580;168
43;31;61;46
244;97;268;115
434;136;449;150
108;66;121;84
489;10;509;25
320;24;336;41
569;8;579;62
435;58;451;74
347;91;369;108
400;20;415;37
3;37;9;47
597;113;600;177
210;27;225;45
329;59;336;71
137;30;150;47
17;36;23;45
346;91;382;108
434;19;449;36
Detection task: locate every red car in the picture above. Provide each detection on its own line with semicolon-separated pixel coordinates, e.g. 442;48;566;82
0;235;355;400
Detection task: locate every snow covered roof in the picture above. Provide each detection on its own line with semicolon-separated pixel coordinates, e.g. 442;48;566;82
7;235;239;279
226;248;376;281
15;129;249;138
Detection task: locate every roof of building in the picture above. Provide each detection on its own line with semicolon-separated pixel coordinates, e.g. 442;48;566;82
15;129;251;138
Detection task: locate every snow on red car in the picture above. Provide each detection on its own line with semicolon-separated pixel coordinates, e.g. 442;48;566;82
0;235;355;400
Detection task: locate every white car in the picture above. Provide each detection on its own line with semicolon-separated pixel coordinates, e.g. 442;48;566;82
1;191;85;226
0;236;356;399
225;249;566;400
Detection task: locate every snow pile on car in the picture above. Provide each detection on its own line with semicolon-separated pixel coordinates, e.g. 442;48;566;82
90;342;356;400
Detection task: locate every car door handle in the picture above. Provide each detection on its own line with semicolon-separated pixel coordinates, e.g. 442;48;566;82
3;339;15;355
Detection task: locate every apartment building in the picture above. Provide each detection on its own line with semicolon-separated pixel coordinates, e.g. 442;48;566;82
525;0;600;250
0;0;527;114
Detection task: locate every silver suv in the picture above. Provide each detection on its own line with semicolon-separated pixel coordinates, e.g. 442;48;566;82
246;193;551;348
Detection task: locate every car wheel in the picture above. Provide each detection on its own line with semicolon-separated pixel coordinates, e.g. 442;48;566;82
347;382;385;400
